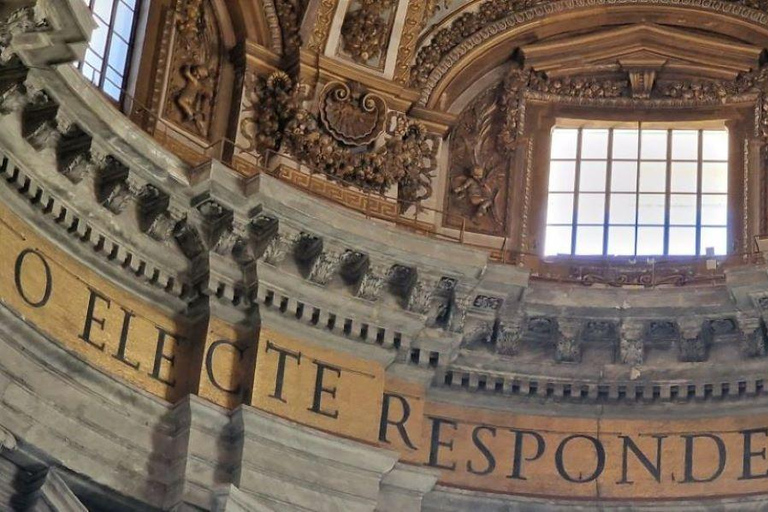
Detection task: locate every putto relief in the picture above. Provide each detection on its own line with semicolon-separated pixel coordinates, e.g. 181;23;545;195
163;0;221;139
445;68;527;235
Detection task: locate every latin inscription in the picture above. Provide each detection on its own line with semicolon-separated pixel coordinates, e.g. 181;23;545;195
3;206;768;500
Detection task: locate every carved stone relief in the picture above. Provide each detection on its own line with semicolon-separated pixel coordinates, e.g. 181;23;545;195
444;70;524;235
339;0;397;69
240;73;437;211
164;0;221;139
318;81;386;146
274;0;306;55
410;0;768;102
0;6;49;64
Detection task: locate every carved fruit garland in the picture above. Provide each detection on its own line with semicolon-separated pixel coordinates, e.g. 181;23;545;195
240;73;437;211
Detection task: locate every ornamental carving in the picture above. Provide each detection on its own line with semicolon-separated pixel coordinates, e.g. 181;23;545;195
240;73;437;211
572;265;692;288
318;81;386;146
528;73;626;98
410;0;546;88
274;0;306;55
444;69;526;235
413;0;768;105
0;7;49;64
240;71;298;155
164;0;221;139
339;0;397;68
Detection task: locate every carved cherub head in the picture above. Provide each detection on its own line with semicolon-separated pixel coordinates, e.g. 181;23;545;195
470;165;485;181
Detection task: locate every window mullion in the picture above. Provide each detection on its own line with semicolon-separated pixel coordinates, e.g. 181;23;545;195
100;0;119;90
696;130;703;255
634;123;642;257
664;129;672;256
571;129;583;255
603;129;614;256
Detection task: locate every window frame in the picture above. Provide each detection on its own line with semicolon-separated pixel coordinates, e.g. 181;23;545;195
527;108;746;265
544;124;729;258
78;0;144;104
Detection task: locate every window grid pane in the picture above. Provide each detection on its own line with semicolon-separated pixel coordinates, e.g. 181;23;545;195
544;126;729;257
78;0;141;102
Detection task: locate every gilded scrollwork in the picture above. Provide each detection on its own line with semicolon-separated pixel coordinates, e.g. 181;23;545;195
164;0;221;138
305;0;337;52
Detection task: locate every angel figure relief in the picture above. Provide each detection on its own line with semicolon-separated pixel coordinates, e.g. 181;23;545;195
176;63;213;134
165;0;221;138
449;92;506;230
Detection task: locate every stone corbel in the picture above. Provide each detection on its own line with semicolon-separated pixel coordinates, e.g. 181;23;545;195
95;155;133;214
737;312;767;358
677;317;710;362
387;264;417;303
555;319;581;363
21;89;59;150
0;57;28;114
56;123;93;183
339;250;369;285
619;320;645;366
138;185;180;242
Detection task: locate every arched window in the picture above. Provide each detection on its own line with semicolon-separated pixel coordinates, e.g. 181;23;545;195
78;0;143;102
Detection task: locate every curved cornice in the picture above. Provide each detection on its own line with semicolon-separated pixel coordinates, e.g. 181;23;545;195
415;0;768;108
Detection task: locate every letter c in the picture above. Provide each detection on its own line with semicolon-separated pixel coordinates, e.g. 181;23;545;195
205;339;245;394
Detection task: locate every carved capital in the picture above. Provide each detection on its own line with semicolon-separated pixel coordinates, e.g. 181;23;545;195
497;314;525;356
407;280;434;314
308;251;342;285
555;319;581;363
356;264;387;302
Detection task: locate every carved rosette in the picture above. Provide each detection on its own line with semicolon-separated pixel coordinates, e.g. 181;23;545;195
318;82;386;146
163;0;221;139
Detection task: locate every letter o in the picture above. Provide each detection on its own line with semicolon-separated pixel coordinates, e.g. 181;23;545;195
555;434;606;483
14;249;52;308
